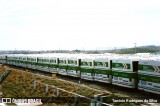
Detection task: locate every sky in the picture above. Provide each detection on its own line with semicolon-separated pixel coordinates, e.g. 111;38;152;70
0;0;160;50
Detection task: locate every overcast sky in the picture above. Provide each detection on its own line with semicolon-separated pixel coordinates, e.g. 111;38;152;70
0;0;160;50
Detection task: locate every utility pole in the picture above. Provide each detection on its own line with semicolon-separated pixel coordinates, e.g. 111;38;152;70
134;43;136;54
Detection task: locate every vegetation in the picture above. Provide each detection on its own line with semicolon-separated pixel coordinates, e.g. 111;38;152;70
0;66;150;106
0;66;106;105
108;47;160;54
1;45;160;54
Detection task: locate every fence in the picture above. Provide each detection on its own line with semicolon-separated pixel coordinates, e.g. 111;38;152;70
33;80;112;106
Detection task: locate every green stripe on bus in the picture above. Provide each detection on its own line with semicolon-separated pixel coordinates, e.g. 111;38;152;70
68;66;79;70
138;74;160;83
112;63;130;69
112;71;137;78
42;63;50;66
58;65;67;69
80;68;94;73
50;64;58;68
37;63;49;66
94;69;112;75
32;62;37;65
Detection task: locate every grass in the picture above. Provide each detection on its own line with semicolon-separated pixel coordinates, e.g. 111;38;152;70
0;66;105;105
0;66;144;106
